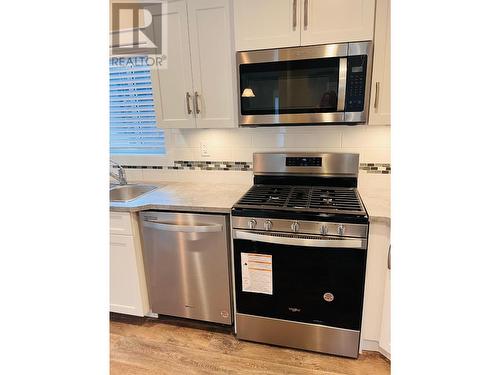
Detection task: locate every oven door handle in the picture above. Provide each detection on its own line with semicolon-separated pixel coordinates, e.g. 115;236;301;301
233;230;366;249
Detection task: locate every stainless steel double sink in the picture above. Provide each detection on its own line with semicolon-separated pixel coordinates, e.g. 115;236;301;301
110;184;158;202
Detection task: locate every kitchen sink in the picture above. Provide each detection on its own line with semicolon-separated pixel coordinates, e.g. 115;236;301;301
110;184;158;202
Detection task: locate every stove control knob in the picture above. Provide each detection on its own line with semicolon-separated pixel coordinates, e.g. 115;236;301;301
320;225;328;235
248;219;257;230
337;224;346;236
264;220;273;231
291;221;300;233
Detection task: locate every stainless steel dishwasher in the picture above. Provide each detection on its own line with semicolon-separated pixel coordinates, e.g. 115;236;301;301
139;211;232;325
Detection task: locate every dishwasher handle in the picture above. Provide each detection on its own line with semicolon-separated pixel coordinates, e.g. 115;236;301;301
142;220;223;233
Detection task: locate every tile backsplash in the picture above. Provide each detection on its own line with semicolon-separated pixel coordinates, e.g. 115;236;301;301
112;125;391;186
164;125;391;164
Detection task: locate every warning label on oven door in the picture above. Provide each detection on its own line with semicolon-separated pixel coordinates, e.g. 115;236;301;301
241;253;273;295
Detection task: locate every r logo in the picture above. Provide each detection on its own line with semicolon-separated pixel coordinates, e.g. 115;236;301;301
110;2;163;55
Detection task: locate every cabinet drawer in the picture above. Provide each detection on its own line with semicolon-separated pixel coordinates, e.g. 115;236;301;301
110;211;133;235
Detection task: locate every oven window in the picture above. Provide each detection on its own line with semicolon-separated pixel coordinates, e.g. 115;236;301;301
239;57;340;115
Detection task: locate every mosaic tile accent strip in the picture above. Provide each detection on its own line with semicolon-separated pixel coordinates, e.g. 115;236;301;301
112;161;390;174
167;160;253;171
112;165;164;169
359;163;391;174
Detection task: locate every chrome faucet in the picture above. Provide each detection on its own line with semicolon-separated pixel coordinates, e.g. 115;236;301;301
110;159;127;185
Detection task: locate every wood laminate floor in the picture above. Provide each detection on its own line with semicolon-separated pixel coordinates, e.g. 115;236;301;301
110;314;390;375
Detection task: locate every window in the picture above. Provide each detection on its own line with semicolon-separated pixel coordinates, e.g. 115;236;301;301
109;57;165;155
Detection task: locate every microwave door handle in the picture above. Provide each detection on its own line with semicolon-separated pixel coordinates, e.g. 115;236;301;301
143;220;223;233
337;57;347;111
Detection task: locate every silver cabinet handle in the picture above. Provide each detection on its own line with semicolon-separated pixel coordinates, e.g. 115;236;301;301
374;82;380;109
337;58;347;111
388;245;391;270
185;92;192;114
233;230;366;249
304;0;309;30
143;220;223;233
293;0;297;29
194;91;201;114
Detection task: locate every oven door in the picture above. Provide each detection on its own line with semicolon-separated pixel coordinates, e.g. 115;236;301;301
233;230;367;331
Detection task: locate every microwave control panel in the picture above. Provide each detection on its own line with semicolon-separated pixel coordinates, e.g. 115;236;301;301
345;56;368;112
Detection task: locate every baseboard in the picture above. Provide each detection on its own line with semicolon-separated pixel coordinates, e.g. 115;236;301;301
360;339;390;360
378;345;391;360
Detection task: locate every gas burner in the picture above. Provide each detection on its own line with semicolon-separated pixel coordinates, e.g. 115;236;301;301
235;185;365;215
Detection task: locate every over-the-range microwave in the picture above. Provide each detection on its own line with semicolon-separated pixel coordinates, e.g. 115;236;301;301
236;41;372;126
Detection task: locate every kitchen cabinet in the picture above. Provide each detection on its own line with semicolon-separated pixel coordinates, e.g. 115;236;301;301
233;0;300;51
151;0;237;129
233;0;375;51
379;258;391;359
110;212;149;316
369;0;391;125
301;0;376;46
361;219;390;352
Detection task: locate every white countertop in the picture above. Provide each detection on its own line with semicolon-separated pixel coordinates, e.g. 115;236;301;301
110;181;251;214
110;181;390;220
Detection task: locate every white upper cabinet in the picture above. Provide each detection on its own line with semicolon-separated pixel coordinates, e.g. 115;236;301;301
151;1;196;128
187;0;236;128
234;0;300;51
369;0;391;125
152;0;236;129
301;0;375;46
234;0;375;51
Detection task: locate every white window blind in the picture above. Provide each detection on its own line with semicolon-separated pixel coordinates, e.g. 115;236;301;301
110;58;165;155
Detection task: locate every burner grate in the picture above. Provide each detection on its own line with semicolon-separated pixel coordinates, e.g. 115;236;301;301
310;188;362;211
237;185;291;207
235;185;364;214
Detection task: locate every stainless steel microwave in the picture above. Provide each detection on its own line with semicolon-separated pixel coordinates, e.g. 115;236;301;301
236;41;372;126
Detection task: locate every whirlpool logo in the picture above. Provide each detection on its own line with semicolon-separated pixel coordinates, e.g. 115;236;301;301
288;307;301;313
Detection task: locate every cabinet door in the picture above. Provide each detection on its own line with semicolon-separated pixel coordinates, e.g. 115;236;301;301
379;267;391;358
151;1;196;128
361;220;390;345
369;0;391;125
110;234;146;316
187;0;236;128
300;0;375;46
234;0;301;51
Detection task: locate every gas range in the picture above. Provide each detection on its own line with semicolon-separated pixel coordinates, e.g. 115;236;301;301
232;152;369;226
231;152;369;358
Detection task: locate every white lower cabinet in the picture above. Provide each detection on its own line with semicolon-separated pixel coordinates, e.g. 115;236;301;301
110;212;149;316
361;219;391;356
379;265;391;358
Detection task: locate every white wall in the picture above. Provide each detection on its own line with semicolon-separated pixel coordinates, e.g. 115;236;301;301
167;125;390;163
111;125;391;217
